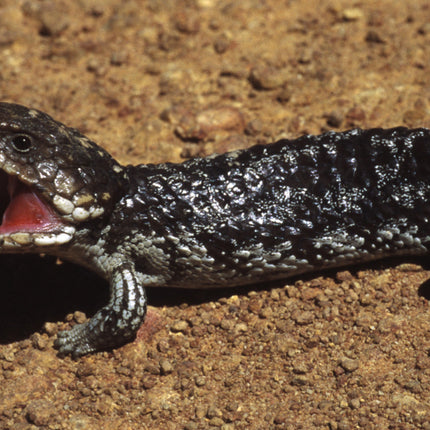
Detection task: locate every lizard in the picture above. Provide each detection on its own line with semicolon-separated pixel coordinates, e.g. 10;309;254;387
0;102;429;356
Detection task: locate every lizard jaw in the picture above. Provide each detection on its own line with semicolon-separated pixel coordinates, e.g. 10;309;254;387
0;171;75;248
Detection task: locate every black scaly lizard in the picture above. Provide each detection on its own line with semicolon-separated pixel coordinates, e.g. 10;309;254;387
0;102;429;356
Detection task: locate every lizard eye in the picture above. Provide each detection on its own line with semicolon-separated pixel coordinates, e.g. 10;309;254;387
11;135;33;152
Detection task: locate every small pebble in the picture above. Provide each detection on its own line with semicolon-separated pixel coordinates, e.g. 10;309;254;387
195;375;206;386
43;322;58;336
342;8;364;21
176;106;245;141
300;287;321;301
259;306;273;319
37;3;70;36
160;359;174;375
359;294;372;306
26;400;53;426
144;361;160;375
249;66;287;90
73;311;87;324
340;357;359;372
195;404;207;419
270;289;280;301
220;63;248;79
30;333;48;351
214;35;230;54
248;298;263;314
220;319;235;330
355;312;373;327
76;362;97;378
209;417;224;426
325;110;344;127
157;339;170;353
234;322;248;333
286;285;300;298
338;419;351;430
377;317;403;334
207;405;223;419
245;119;263;136
293;362;308;375
158;69;191;95
174;12;200;34
349;398;361;409
276;88;292;103
395;263;423;272
290;376;308;386
292;310;314;325
170;320;189;332
0;349;14;362
318;400;332;410
141;375;157;389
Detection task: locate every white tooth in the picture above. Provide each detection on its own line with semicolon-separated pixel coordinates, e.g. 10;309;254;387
55;233;72;244
53;195;74;214
2;237;20;248
63;226;76;235
10;233;31;245
72;207;90;221
89;206;104;218
34;235;57;246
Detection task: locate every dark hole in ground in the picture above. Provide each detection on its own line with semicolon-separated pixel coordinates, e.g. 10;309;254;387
418;278;430;300
0;254;107;344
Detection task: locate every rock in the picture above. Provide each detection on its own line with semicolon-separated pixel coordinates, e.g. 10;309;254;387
342;8;364;21
249;65;288;90
339;357;359;372
175;106;245;141
170;320;189;333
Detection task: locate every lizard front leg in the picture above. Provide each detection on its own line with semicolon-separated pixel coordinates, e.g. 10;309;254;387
54;262;147;357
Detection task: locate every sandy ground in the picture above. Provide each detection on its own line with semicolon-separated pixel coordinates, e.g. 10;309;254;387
1;0;430;429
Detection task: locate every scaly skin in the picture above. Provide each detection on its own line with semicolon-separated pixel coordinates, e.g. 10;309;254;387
0;102;429;356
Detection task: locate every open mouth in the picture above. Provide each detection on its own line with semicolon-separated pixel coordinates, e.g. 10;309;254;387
0;171;64;235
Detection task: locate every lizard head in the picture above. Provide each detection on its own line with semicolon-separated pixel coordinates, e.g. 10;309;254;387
0;102;126;250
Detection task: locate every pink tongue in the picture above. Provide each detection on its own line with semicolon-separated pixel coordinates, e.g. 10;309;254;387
0;179;60;233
